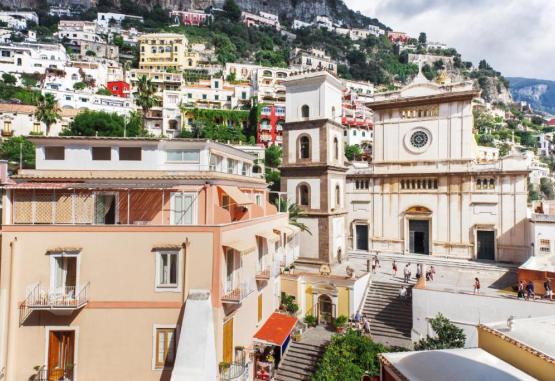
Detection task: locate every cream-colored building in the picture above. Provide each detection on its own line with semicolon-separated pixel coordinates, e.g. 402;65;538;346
0;137;300;381
280;70;530;265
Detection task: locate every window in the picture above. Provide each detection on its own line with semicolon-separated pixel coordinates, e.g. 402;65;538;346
92;147;111;161
94;193;117;224
166;149;200;163
400;178;438;190
539;239;551;254
255;194;262;206
119;147;141;161
333;137;339;160
301;105;310;119
215;95;219;101
299;136;310;159
355;179;370;190
214;80;219;89
44;146;65;160
241;91;247;100
51;254;78;291
298;184;309;206
170;192;195;225
335;185;341;207
476;178;495;190
157;251;178;288
3;120;11;133
154;328;176;369
32;122;41;134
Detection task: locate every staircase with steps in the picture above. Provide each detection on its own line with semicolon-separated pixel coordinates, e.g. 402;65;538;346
274;341;326;381
362;280;413;346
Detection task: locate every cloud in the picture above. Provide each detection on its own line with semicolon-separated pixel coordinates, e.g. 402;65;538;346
345;0;555;80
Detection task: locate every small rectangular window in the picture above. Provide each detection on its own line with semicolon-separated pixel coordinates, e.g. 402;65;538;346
154;327;176;368
92;147;111;161
44;146;65;160
157;251;178;287
119;147;142;161
166;149;200;163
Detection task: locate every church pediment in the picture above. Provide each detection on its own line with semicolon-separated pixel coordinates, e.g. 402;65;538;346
400;83;444;98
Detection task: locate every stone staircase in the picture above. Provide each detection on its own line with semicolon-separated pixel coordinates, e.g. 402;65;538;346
362;280;413;344
274;341;326;381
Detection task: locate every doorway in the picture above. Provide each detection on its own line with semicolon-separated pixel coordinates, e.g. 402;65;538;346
94;193;116;224
409;219;429;255
477;230;495;261
48;330;74;381
355;225;369;251
318;294;333;324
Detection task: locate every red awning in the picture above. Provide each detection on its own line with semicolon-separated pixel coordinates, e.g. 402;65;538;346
253;313;297;347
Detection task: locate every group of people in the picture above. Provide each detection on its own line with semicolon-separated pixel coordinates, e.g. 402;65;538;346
352;311;371;334
397;261;436;283
517;278;552;301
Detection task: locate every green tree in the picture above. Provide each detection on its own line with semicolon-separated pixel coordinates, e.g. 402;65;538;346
265;145;282;168
274;199;311;235
135;75;157;131
540;177;555;200
265;170;281;192
61;110;144;137
73;82;87;91
0;136;36;168
312;330;386;380
223;0;242;22
414;313;466;350
418;32;427;45
34;93;61;135
1;73;17;85
96;87;113;96
345;144;362;161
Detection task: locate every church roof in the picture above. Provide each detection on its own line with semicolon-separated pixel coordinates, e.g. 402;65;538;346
366;89;479;110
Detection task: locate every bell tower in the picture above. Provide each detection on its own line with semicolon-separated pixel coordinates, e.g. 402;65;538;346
280;72;347;265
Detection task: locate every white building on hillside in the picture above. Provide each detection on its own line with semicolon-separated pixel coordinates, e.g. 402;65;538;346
292;19;311;30
0;42;68;74
0;11;38;30
48;89;134;116
97;12;144;31
290;48;337;74
0;103;79;137
368;25;385;37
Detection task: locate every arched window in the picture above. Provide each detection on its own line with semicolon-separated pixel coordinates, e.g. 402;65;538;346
299;136;310;159
335;184;341;207
298;184;310;206
301;105;310;119
333;137;339;160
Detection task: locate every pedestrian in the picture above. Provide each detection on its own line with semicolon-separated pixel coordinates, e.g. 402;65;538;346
526;280;535;301
430;265;436;281
416;263;422;280
517;280;525;299
399;285;407;299
544;278;553;301
473;277;480;294
404;263;411;283
425;269;431;281
392;260;398;277
371;257;377;273
354;311;361;323
375;256;380;270
363;316;371;334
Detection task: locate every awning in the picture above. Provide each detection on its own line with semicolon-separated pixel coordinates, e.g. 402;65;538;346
256;230;280;242
253;312;297;347
46;247;82;254
218;185;253;205
223;238;256;255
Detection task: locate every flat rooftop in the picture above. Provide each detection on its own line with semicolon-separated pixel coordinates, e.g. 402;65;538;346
382;348;537;381
485;315;555;359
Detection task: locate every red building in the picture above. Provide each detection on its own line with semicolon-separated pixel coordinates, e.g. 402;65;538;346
257;105;285;146
107;81;130;98
170;10;211;26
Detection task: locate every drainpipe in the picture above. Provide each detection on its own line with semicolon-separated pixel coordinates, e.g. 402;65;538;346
182;238;190;304
1;238;17;379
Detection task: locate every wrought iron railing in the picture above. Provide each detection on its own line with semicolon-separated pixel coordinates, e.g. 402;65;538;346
32;365;74;381
221;279;255;304
219;363;248;381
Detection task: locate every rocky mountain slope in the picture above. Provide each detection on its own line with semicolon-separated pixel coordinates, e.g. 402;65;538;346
508;77;555;115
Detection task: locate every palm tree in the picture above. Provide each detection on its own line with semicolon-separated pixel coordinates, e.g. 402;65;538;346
275;198;311;235
134;75;157;131
34;93;61;136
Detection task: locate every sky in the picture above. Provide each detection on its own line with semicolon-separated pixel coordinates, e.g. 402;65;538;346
344;0;555;81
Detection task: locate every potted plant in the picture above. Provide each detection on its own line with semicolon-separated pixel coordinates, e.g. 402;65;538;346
304;314;317;327
219;361;230;373
289;264;295;274
334;315;348;333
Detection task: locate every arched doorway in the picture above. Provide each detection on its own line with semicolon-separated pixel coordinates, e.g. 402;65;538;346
318;294;333;324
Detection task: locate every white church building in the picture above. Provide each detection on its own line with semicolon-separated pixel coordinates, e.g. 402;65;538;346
281;71;531;265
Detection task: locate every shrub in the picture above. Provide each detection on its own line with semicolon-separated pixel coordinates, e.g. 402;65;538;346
304;314;317;327
414;313;466;350
334;315;348;328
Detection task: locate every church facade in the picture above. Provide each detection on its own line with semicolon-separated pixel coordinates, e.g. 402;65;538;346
281;71;531;265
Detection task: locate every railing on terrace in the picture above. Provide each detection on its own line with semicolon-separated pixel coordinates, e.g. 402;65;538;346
33;365;74;381
20;283;89;324
255;265;271;281
221;279;255;304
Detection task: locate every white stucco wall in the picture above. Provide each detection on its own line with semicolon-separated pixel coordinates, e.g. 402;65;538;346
412;288;555;347
287;129;320;163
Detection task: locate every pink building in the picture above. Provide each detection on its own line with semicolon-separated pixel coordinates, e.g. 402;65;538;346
387;31;410;44
170;10;211;26
0;137;300;381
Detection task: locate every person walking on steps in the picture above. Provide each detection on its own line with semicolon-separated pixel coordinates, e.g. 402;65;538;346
392;260;398;277
403;263;411;283
544;278;553;301
473;278;480;294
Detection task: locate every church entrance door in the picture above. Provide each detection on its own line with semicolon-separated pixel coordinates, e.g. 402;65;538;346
409;219;429;255
477;230;495;261
355;224;369;251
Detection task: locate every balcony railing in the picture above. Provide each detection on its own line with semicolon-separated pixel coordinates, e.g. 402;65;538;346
20;283;89;324
33;365;74;381
256;265;271;281
220;363;248;381
221;280;254;304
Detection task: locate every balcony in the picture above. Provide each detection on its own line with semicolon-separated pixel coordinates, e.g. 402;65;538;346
256;265;271;281
20;283;89;323
33;365;74;381
221;280;254;304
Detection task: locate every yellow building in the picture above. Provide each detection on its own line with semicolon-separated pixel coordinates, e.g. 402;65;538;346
138;33;197;71
478;316;555;381
281;270;370;324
